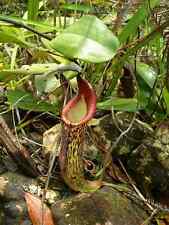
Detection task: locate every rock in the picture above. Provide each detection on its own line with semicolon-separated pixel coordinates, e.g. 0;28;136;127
128;121;169;199
51;186;149;225
96;113;153;156
0;172;37;225
0;171;61;224
0;172;36;201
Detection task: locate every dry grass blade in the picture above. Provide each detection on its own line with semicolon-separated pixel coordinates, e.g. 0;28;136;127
0;176;8;196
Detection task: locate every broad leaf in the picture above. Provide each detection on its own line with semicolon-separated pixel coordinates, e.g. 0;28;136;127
34;73;59;94
136;64;156;110
136;62;156;88
7;89;58;113
97;98;138;112
132;62;158;111
50;15;119;63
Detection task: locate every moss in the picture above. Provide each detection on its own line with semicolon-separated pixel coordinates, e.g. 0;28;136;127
52;186;148;225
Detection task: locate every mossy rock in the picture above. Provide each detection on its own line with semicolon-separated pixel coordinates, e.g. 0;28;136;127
52;186;148;225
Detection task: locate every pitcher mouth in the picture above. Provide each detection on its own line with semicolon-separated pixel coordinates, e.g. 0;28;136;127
61;76;96;126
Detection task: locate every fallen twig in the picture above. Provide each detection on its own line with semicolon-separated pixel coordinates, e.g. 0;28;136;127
0;115;39;177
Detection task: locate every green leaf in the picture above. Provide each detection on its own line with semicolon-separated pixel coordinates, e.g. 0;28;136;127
34;74;59;94
163;87;169;115
50;15;119;63
62;3;93;13
97;98;138;112
28;0;39;21
0;26;29;47
136;66;155;109
134;62;157;110
0;69;31;82
136;62;156;88
0;63;61;82
0;63;79;82
137;79;151;109
7;89;58;113
0;14;57;32
119;0;160;44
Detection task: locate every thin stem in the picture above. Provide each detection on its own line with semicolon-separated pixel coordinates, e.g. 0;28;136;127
0;16;52;40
